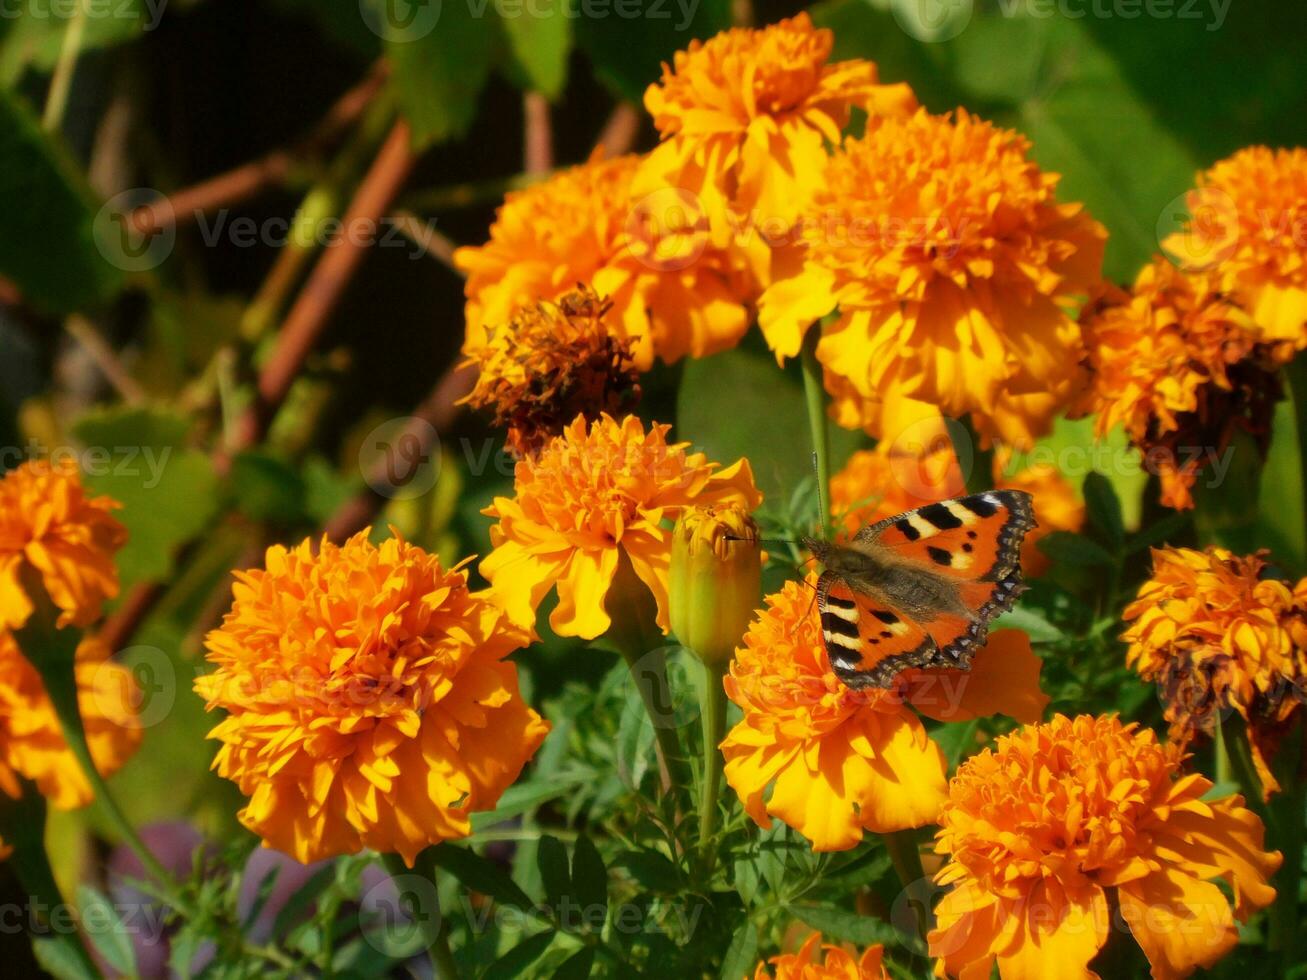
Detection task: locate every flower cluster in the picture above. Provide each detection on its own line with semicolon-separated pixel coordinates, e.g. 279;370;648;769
721;578;1048;851
0;459;126;629
1078;257;1286;509
1123;546;1307;796
930;714;1280;980
751;933;889;980
196;532;549;865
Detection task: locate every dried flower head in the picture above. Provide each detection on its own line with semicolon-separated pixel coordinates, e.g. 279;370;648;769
461;286;641;455
1123;545;1307;796
197;532;549;865
1078;257;1285;509
930;714;1280;980
0;459;126;630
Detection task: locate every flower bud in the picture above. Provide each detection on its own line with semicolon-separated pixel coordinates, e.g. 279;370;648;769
669;504;762;665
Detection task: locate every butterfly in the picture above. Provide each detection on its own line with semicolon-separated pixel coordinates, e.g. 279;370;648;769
801;490;1037;690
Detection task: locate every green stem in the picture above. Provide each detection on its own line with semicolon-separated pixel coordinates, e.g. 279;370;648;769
0;787;100;977
42;0;87;131
1265;719;1305;969
1213;714;1233;787
382;853;461;980
956;415;994;496
696;657;728;868
800;328;832;529
13;579;186;909
883;829;931;939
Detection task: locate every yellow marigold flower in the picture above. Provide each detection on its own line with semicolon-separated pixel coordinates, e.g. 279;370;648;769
760;108;1105;448
752;932;888;980
1163;146;1307;346
461;285;641;456
482;414;761;639
0;459;126;630
830;443;1082;576
455;153;751;370
0;633;141;811
1122;546;1307;798
637;13;915;284
722;579;1048;851
196;532;548;866
929;714;1280;980
1077;257;1284;510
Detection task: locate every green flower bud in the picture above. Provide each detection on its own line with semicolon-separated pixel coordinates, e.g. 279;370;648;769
669;504;762;665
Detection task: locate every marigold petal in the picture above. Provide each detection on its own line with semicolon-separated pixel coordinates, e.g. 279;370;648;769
904;630;1049;725
1118;868;1236;980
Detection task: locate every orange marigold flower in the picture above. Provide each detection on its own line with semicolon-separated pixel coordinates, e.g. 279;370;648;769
1122;546;1307;798
1077;257;1284;510
1163;146;1307;346
929;714;1280;980
455;153;751;369
481;414;761;639
0;459;126;630
637;13;915;284
722;579;1048;851
752;933;889;980
196;532;548;866
760;108;1105;448
461;285;641;456
0;633;141;811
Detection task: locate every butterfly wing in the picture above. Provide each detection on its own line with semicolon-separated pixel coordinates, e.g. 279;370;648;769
830;490;1037;685
817;574;940;690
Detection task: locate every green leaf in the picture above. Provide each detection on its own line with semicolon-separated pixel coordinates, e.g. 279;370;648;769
31;937;99;980
552;946;596;980
0;91;122;313
1037;531;1115;569
385;0;500;149
0;0;156;83
485;930;557;980
719;920;758;980
1124;511;1191;554
499;0;572;98
569;834;607;920
574;0;731;103
994;607;1064;645
1082;472;1124;550
80;446;220;587
271;863;337;940
537;835;572;910
430;842;534;910
611;849;681;893
228;450;308;525
71;405;190;450
472;776;585;831
75;884;136;977
790;903;900;947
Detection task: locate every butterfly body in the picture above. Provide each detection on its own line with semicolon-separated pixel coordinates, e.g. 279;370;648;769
805;490;1036;690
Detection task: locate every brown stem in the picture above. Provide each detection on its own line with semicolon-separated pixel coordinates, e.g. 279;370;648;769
64;314;147;404
594;102;640;158
227;119;418;458
322;363;475;543
129;62;388;236
523;92;553;174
